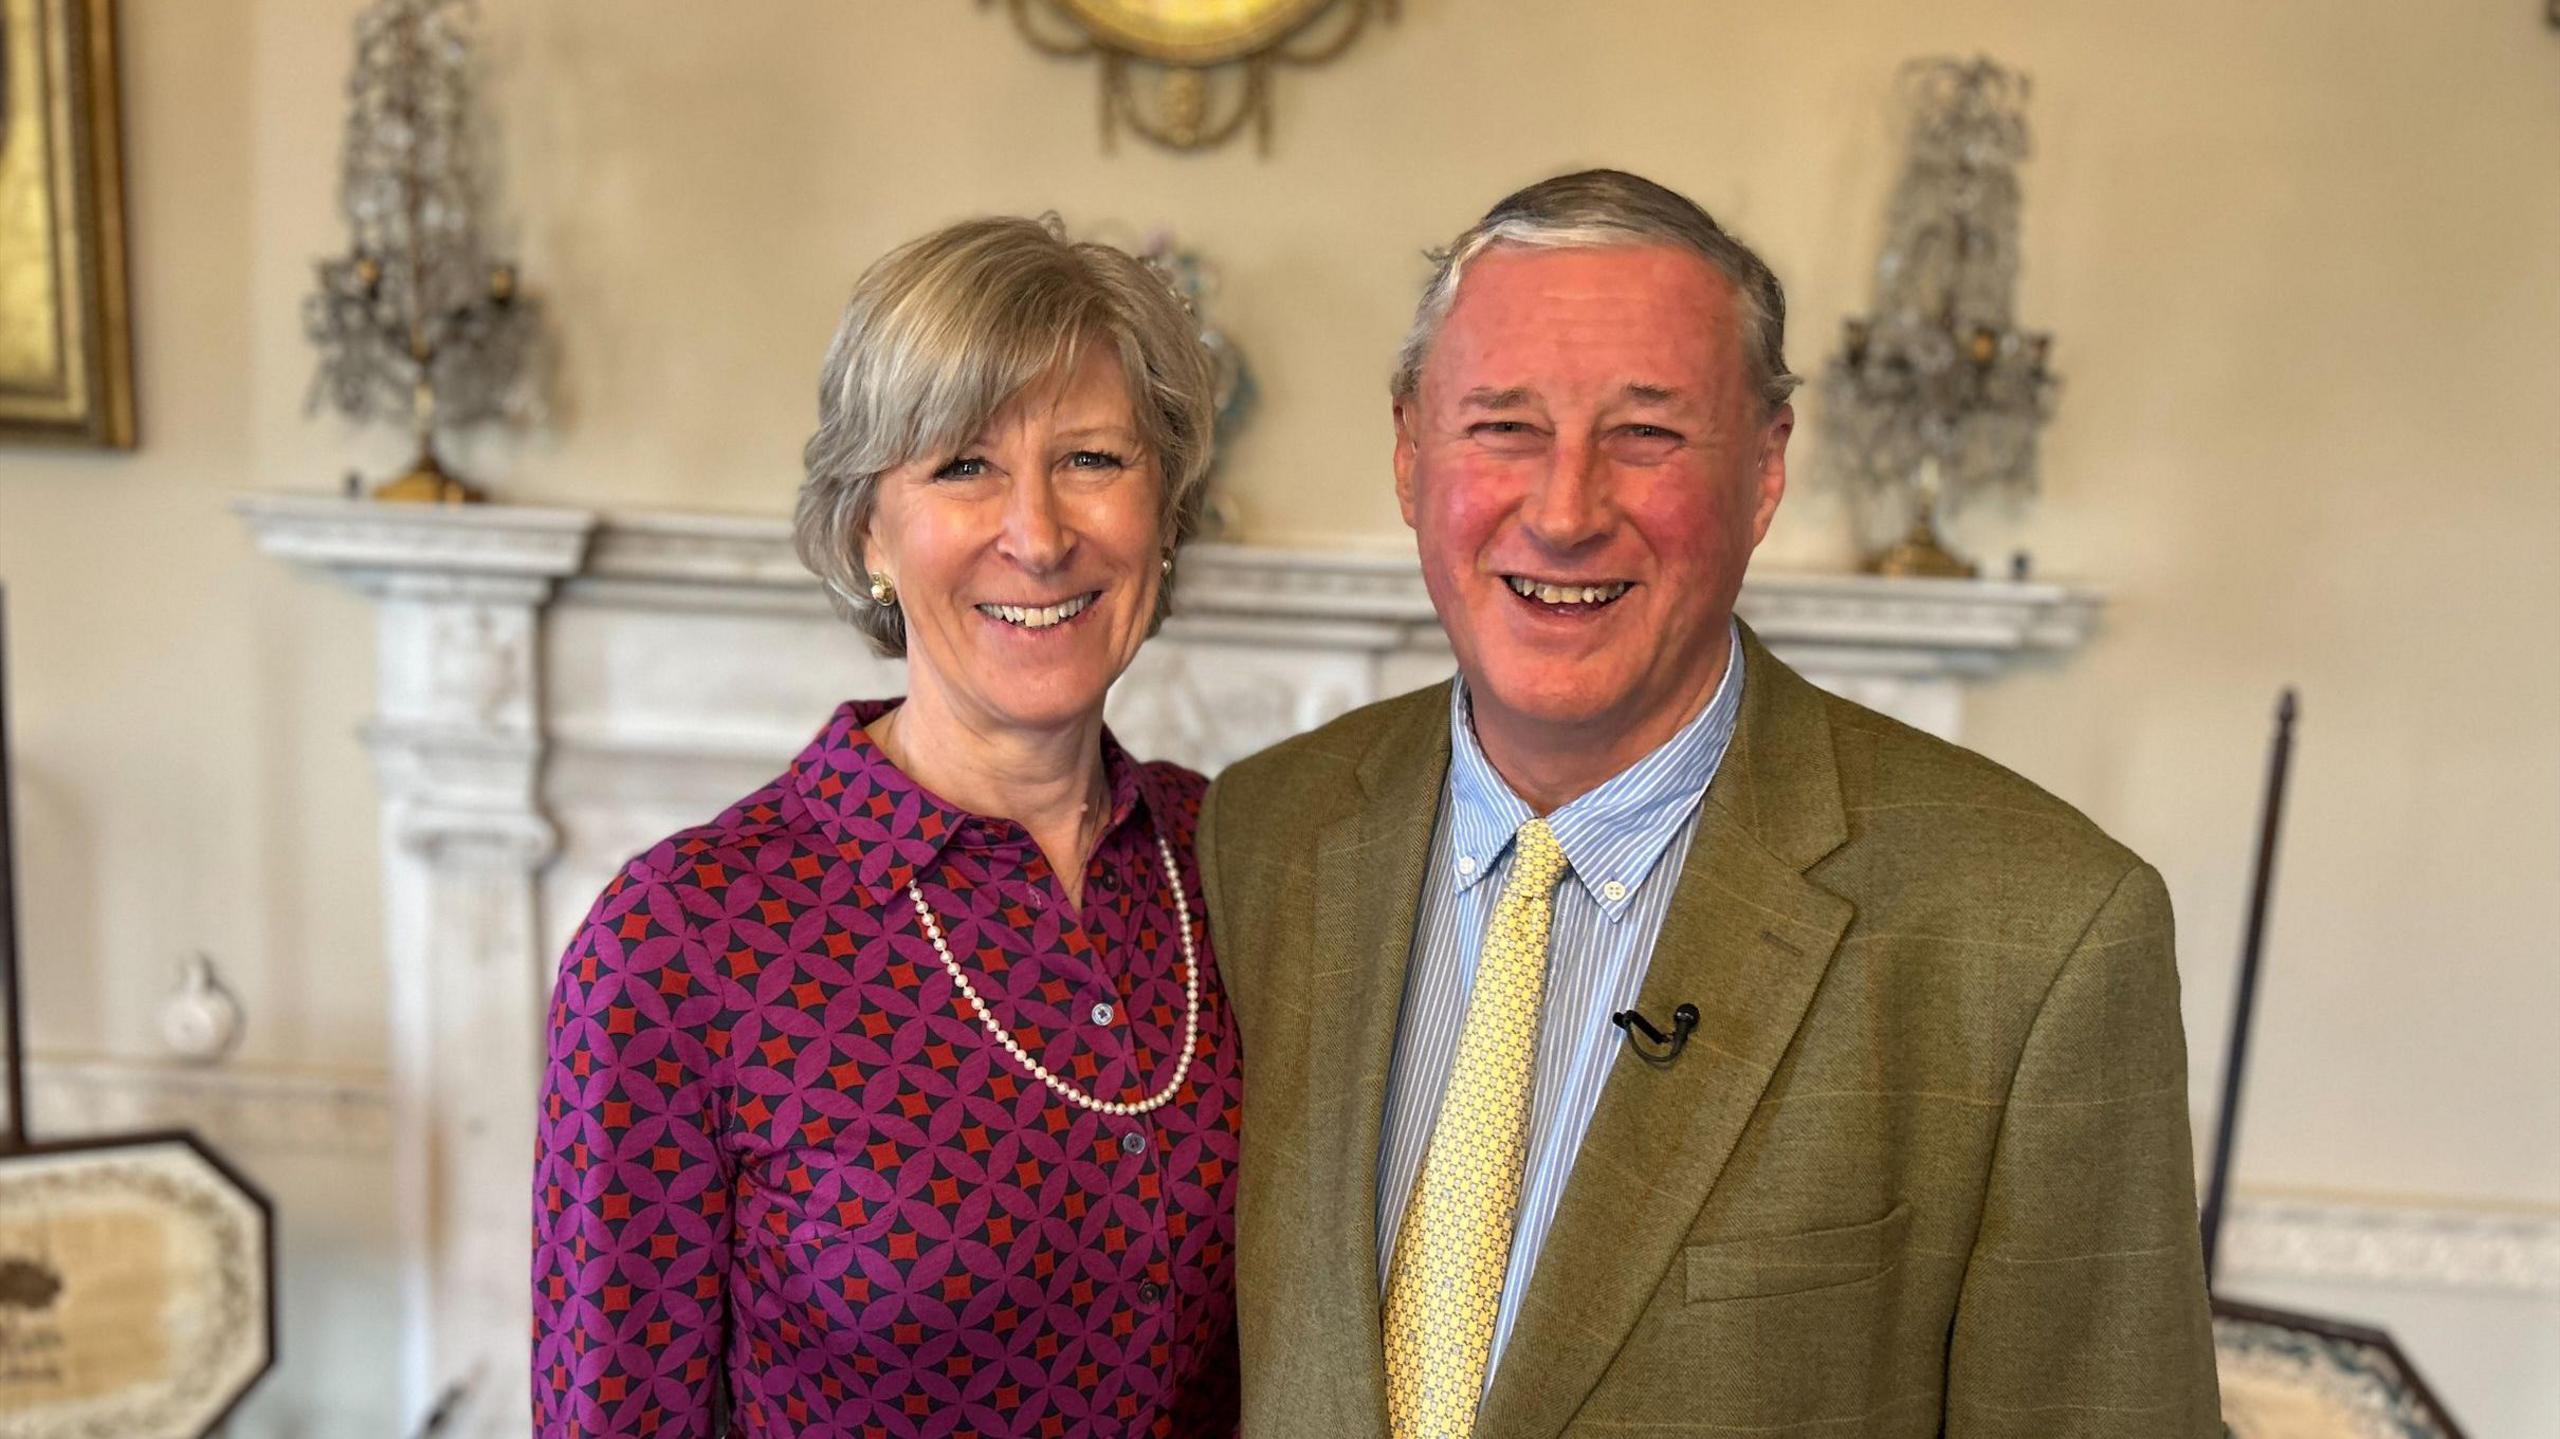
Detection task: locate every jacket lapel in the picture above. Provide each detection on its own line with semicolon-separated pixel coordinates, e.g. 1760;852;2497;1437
1287;687;1452;1438
1477;629;1856;1439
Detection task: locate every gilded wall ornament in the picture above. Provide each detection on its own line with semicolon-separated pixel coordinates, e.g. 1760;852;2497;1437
990;0;1394;153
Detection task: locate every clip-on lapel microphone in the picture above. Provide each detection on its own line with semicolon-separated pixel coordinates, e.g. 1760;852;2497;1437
1611;1003;1699;1065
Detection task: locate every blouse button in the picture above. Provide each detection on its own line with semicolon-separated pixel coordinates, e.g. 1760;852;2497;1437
1090;1002;1116;1026
1139;1280;1164;1303
1119;1130;1147;1156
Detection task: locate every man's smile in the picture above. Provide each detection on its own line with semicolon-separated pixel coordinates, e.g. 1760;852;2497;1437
1502;574;1635;610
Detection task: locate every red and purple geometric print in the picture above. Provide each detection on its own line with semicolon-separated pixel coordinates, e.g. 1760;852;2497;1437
532;700;1241;1438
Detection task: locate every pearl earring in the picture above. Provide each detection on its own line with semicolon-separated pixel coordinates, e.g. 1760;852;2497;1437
868;575;898;607
1160;555;1174;578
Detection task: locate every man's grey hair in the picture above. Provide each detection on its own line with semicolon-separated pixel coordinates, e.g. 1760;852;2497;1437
795;214;1220;657
1390;168;1800;414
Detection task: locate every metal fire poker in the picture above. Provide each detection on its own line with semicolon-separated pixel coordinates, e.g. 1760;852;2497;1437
2199;688;2300;1285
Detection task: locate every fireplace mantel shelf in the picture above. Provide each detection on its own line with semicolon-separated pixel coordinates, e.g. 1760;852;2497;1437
239;493;2098;675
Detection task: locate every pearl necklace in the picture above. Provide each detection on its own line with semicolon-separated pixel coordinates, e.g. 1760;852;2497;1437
905;831;1201;1117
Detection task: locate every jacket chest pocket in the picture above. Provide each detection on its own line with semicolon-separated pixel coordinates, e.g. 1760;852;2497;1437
1683;1200;1909;1302
1567;1203;1935;1436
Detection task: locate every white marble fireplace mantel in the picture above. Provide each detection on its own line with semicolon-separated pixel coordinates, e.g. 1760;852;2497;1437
244;493;2099;750
237;492;2097;1435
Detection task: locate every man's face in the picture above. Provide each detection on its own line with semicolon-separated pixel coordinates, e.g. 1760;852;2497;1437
1395;244;1790;762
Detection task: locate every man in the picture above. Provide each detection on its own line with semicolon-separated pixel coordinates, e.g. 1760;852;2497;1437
1197;170;2220;1438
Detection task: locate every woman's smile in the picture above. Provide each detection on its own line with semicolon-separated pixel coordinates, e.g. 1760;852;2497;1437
975;588;1103;631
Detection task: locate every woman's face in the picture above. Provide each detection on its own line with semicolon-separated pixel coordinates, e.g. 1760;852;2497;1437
864;349;1167;742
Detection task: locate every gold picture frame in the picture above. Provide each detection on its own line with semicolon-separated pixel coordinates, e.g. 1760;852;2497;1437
1;0;134;448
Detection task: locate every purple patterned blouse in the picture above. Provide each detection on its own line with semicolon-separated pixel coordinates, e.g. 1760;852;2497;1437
532;700;1241;1438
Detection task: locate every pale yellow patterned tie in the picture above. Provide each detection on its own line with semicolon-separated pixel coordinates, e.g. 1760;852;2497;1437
1384;817;1570;1439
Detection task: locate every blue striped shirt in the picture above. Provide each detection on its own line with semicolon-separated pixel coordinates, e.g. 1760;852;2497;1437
1375;621;1745;1397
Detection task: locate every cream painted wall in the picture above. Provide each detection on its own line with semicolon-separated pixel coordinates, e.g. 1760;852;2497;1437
3;0;383;1070
2;0;2555;1428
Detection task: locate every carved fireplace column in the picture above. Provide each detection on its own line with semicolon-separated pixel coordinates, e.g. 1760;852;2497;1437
242;496;595;1434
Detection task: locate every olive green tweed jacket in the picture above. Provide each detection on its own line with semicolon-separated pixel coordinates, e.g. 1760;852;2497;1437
1196;625;2221;1438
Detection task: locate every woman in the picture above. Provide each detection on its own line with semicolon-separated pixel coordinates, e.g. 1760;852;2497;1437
532;217;1239;1437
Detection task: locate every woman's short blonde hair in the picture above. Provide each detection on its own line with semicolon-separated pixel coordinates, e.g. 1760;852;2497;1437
795;215;1221;657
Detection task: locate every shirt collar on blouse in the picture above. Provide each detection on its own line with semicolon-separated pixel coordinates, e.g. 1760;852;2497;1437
1442;619;1746;922
789;698;1162;904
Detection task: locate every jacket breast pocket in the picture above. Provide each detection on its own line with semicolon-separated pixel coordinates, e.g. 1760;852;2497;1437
1567;1202;1934;1435
1683;1201;1910;1303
